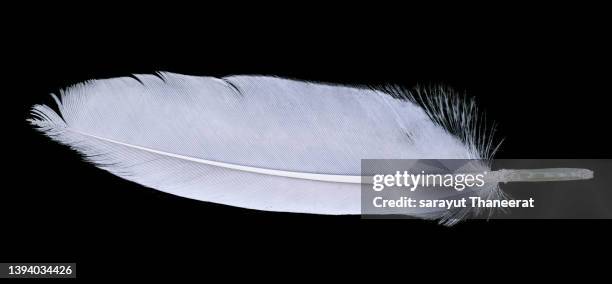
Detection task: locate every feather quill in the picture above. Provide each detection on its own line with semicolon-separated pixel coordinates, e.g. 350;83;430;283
29;72;592;225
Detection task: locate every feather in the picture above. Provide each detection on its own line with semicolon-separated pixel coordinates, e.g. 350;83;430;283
28;72;593;225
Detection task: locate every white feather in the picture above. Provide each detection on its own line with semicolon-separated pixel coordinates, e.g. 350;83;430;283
29;72;505;224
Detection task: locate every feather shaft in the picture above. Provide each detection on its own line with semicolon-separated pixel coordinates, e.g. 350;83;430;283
65;127;364;184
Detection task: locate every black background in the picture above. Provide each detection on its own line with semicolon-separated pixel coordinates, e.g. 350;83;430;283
4;5;611;280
